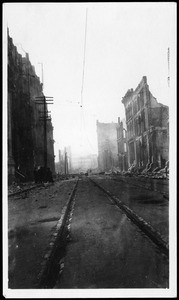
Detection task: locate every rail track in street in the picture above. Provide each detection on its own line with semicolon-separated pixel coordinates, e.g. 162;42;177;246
35;176;168;289
36;179;79;288
112;175;169;200
8;183;44;198
8;179;64;198
90;178;169;257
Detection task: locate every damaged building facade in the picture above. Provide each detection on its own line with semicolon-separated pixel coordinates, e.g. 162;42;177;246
122;76;169;171
96;121;118;172
55;147;72;175
71;154;98;173
116;117;128;172
8;30;55;183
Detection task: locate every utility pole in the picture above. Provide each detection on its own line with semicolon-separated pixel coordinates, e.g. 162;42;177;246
35;95;53;176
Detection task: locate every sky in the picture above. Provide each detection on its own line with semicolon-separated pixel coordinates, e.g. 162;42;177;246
4;2;176;161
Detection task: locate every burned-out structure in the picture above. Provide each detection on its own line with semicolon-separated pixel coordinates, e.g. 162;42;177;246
55;147;71;175
71;154;98;173
96;121;118;172
122;76;169;172
55;150;65;175
8;30;55;183
116;117;128;172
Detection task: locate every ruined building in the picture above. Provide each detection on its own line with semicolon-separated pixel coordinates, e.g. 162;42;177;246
55;150;65;174
8;30;55;183
122;76;169;171
55;147;71;175
65;146;72;173
96;121;118;172
71;154;98;173
116;117;128;171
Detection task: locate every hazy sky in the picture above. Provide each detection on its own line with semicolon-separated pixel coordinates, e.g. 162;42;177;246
4;2;176;161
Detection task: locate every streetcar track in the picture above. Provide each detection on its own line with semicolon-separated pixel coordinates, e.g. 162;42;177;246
36;176;168;288
8;178;68;198
36;179;79;288
111;176;169;200
90;178;169;258
8;183;44;197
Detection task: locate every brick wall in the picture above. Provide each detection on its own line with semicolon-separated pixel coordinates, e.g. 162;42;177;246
8;32;55;181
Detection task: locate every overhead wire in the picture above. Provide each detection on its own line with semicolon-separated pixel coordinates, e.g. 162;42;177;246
79;8;97;155
80;8;88;109
80;8;88;151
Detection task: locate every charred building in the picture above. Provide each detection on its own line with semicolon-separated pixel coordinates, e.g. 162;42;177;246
71;154;98;173
116;117;128;172
55;150;65;174
8;30;55;183
96;121;118;172
122;76;169;171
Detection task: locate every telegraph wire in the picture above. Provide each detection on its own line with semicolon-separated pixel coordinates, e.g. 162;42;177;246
80;8;88;150
79;8;97;154
80;8;88;109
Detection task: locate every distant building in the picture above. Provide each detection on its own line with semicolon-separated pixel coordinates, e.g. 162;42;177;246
71;154;98;173
65;146;72;173
8;30;55;182
122;76;169;170
55;150;64;174
96;121;118;172
55;147;72;174
116;117;128;171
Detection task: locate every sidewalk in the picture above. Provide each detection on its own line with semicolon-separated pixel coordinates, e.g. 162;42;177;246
8;179;77;289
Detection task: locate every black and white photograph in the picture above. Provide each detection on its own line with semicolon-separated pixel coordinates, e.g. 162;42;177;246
3;2;177;298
